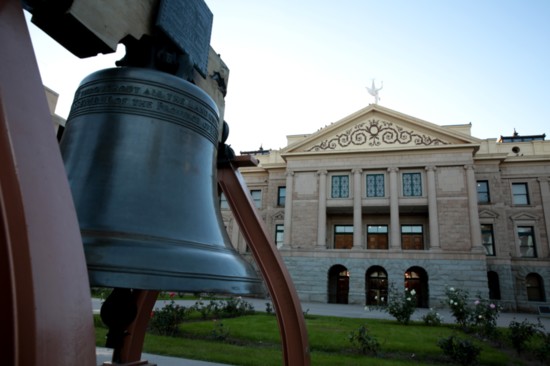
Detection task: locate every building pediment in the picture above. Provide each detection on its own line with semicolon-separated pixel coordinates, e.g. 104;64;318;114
282;105;480;155
510;212;539;221
479;209;499;219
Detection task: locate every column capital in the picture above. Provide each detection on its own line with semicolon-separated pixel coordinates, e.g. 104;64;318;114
352;168;363;174
286;170;295;177
387;167;399;173
537;176;550;183
463;164;475;171
425;165;437;172
317;169;327;176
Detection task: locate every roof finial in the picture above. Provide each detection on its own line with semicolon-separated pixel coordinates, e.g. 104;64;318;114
366;79;383;104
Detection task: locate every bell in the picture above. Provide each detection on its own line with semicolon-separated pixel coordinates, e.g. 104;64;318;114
59;67;263;295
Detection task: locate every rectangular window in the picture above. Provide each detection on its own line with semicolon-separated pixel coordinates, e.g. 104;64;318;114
518;226;536;258
512;183;529;205
334;225;353;249
277;186;286;206
477;181;490;204
367;225;388;249
481;224;495;256
402;173;422;197
219;192;229;209
401;225;424;250
331;175;349;198
250;189;262;209
275;224;284;247
366;174;385;197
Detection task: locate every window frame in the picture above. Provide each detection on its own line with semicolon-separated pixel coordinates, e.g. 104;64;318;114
402;172;423;197
277;186;286;207
477;180;490;204
481;223;496;256
275;224;284;248
512;182;530;205
517;225;537;258
331;174;350;198
250;189;262;209
366;173;385;198
334;224;353;249
401;224;424;250
366;225;389;250
219;192;229;210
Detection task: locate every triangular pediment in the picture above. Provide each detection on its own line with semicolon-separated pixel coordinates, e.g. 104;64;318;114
282;105;480;154
510;212;539;221
479;209;499;219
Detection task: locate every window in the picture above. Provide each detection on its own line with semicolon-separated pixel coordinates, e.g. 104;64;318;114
219;192;229;209
366;267;388;306
250;190;262;209
477;181;490;203
331;175;349;198
481;224;495;256
367;225;388;249
401;225;423;250
334;225;353;249
277;186;286;206
402;173;422;197
366;174;385;197
512;183;529;205
526;273;545;302
275;224;284;247
518;226;536;257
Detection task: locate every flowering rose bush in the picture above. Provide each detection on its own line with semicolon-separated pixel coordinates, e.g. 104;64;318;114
384;284;417;325
445;287;471;327
470;297;501;338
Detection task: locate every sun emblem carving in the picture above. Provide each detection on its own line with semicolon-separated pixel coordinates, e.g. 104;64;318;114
307;119;449;151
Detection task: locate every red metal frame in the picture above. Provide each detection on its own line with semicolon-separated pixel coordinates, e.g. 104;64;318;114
218;156;311;365
0;2;96;365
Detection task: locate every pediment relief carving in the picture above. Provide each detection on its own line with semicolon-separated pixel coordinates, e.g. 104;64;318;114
272;210;285;221
306;118;450;152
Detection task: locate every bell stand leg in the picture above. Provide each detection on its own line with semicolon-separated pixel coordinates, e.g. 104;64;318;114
101;290;159;366
218;156;311;366
0;2;96;365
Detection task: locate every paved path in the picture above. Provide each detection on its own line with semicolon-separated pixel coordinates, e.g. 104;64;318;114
94;297;550;365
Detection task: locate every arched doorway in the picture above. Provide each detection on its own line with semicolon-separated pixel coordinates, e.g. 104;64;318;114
404;266;429;308
487;271;501;300
366;266;388;306
526;273;545;302
328;265;349;304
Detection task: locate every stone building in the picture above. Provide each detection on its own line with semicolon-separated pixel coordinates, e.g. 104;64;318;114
222;104;550;313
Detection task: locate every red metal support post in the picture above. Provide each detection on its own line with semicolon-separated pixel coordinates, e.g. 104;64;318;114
218;156;311;366
0;1;96;365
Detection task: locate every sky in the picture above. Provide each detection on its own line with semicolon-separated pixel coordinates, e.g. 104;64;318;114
27;1;550;152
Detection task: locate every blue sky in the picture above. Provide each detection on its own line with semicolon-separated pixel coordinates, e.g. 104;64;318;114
28;1;550;152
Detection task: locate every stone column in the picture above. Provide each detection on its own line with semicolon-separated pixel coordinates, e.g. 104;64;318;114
317;170;328;248
388;167;401;249
426;166;440;249
537;177;550;254
465;165;482;249
283;170;294;247
353;168;363;249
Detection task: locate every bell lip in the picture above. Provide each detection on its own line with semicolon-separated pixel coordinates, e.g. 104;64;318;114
83;236;265;295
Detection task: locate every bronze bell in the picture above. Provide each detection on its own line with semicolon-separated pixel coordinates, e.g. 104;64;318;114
59;67;263;295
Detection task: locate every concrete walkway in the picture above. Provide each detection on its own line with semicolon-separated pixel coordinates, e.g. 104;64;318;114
94;297;550;365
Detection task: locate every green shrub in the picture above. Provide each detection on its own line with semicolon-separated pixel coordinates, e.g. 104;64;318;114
421;308;443;326
438;335;481;366
348;324;381;355
507;319;544;355
469;297;501;338
211;320;230;341
384;283;416;325
148;300;189;336
445;287;471;327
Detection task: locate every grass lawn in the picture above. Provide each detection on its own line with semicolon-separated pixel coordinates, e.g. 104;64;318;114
95;312;537;365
